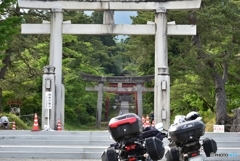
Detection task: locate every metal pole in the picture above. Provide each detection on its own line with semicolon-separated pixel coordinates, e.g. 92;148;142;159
61;84;65;130
50;8;64;129
154;7;170;130
97;82;104;128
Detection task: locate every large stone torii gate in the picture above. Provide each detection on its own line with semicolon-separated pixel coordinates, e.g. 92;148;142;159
80;73;154;127
18;0;201;130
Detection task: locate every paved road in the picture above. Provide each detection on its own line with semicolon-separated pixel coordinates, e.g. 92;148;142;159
0;131;239;161
1;159;101;161
2;158;240;161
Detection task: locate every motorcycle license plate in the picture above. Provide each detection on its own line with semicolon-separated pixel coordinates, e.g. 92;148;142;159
188;155;204;161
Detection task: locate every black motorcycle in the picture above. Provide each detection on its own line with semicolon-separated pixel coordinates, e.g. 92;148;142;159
101;113;166;161
165;112;218;161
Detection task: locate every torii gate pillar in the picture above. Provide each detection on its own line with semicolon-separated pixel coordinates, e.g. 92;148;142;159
154;8;170;130
49;8;65;130
96;82;104;128
136;83;143;119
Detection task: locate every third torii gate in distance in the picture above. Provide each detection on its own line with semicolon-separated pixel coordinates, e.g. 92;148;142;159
80;72;154;127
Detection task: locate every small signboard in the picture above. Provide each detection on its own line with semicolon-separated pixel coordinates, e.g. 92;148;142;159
10;107;20;114
213;125;225;133
7;100;22;105
45;92;52;109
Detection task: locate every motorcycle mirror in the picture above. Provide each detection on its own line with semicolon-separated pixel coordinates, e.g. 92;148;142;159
173;115;186;124
155;122;163;131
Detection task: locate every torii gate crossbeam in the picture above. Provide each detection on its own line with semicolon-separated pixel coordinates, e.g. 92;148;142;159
18;0;201;11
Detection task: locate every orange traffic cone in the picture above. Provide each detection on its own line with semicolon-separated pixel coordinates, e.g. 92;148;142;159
12;121;16;130
31;113;40;131
57;119;62;131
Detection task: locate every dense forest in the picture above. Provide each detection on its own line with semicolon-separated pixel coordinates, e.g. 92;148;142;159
1;0;240;131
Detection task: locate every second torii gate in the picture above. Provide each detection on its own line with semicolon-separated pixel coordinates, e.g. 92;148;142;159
80;73;154;127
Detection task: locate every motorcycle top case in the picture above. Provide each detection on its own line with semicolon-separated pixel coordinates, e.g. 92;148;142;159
202;137;217;157
145;137;165;160
108;113;142;142
101;147;118;161
168;119;205;144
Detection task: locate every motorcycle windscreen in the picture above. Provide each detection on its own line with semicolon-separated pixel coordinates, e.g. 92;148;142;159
145;137;165;160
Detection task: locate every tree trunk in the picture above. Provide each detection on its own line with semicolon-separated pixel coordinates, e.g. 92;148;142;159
0;88;2;112
230;108;240;132
210;62;232;132
0;49;12;111
212;73;227;124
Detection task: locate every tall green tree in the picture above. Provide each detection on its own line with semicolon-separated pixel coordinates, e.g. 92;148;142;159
91;11;124;76
0;0;22;111
187;0;240;129
2;9;52;116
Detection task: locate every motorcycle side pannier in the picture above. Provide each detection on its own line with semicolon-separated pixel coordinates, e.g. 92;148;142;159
165;147;180;161
101;147;118;161
168;120;205;144
108;113;142;142
145;137;165;160
202;137;217;157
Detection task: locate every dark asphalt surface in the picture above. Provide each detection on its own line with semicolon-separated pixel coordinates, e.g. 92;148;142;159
1;159;100;161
